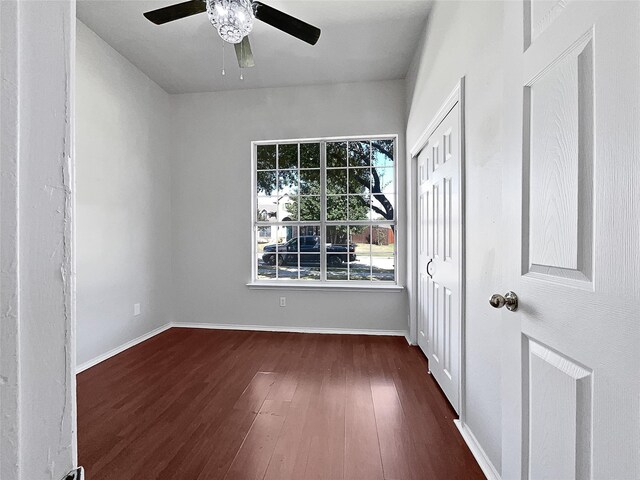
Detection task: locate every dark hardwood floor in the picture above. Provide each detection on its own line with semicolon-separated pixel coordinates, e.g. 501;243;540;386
77;328;484;479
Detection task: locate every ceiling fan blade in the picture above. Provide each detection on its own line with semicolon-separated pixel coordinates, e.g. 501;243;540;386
143;0;206;25
253;1;321;46
234;36;255;68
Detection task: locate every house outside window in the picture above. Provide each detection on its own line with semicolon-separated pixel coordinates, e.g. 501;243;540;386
253;136;397;284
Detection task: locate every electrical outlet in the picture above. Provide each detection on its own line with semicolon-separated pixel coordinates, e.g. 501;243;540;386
279;297;286;307
134;303;141;316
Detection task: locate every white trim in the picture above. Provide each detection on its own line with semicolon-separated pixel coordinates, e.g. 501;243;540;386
454;420;501;480
246;282;404;292
406;135;418;344
407;79;465;345
171;322;407;337
408;77;466;416
76;322;408;374
458;77;468;426
410;81;462;157
253;134;400;145
1;3;23;474
75;324;172;373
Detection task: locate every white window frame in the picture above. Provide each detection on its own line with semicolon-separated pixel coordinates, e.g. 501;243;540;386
248;135;402;291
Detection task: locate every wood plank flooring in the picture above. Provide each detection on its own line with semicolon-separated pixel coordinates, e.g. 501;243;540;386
77;328;484;479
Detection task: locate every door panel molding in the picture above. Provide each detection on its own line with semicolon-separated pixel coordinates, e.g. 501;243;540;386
524;0;572;49
522;29;594;288
523;335;593;479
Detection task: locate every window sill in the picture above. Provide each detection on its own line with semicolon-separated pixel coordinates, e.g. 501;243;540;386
246;282;405;293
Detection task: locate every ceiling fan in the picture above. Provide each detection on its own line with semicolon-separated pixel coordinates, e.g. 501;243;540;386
143;0;321;68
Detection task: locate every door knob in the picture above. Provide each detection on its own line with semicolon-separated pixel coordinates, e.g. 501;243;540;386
489;291;518;311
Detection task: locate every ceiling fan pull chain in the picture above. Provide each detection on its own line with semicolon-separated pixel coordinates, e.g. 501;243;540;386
239;37;244;80
221;39;226;76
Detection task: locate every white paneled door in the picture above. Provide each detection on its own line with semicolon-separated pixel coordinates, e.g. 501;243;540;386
502;2;640;479
417;101;462;414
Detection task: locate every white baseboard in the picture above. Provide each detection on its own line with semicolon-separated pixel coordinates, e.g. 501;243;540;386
76;323;172;373
170;321;407;337
76;322;407;374
454;419;501;480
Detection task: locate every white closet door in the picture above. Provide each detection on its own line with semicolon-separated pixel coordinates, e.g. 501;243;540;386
417;102;462;414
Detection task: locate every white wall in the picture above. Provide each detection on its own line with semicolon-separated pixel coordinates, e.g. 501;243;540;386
1;1;77;479
171;81;408;332
406;1;505;474
76;22;173;367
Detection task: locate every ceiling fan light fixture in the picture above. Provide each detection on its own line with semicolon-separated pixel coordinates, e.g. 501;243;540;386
206;0;254;44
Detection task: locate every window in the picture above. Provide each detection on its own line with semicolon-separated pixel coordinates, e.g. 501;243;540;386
253;136;397;285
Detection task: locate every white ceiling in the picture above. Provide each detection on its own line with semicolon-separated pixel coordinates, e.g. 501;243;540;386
77;0;431;94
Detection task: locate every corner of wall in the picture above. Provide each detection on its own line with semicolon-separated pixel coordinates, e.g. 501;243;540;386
76;22;175;367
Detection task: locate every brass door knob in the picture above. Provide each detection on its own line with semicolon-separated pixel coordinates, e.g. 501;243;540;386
489;291;518;311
